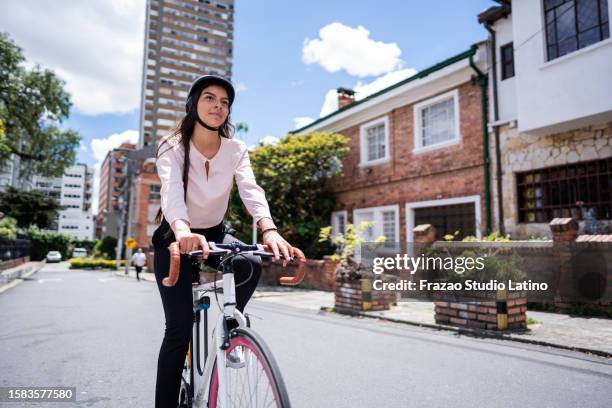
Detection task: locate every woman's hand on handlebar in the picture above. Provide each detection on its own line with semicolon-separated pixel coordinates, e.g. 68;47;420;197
262;230;306;267
172;220;209;258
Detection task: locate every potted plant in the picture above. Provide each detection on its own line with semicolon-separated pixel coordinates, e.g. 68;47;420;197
319;222;396;312
428;231;528;330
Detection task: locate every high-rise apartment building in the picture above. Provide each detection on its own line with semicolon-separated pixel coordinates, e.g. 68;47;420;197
138;0;235;148
32;164;94;240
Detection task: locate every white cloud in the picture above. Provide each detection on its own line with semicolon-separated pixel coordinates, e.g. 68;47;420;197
259;135;280;145
293;116;315;129
317;68;418;118
90;129;139;214
302;22;403;77
235;82;248;93
0;0;145;115
319;89;339;117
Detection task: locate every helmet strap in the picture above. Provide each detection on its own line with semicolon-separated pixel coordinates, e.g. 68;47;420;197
195;113;220;131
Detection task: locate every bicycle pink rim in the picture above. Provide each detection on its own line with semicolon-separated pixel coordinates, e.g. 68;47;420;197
209;335;282;408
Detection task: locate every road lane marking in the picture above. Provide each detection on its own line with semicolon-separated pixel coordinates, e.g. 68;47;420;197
37;278;63;284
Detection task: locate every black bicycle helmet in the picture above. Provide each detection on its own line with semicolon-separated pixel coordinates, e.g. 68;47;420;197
185;74;235;113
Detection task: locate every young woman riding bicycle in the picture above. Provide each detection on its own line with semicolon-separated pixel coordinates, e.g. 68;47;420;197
151;74;305;408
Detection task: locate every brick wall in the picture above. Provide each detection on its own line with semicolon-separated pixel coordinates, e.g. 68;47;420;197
327;81;487;240
260;257;338;291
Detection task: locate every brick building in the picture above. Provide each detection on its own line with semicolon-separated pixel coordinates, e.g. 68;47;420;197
293;44;490;242
129;158;161;250
95;143;135;239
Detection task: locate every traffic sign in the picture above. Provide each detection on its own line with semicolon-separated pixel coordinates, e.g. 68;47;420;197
126;237;138;250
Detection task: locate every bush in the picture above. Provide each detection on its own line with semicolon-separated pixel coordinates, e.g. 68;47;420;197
27;226;72;260
0;216;18;240
68;258;125;270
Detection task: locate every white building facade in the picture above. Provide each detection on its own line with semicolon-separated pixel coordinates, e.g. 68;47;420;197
480;0;612;238
33;164;95;240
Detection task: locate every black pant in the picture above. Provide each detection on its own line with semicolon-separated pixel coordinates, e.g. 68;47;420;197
152;219;262;408
135;265;142;280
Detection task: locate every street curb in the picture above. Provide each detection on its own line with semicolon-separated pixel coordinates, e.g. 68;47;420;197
0;262;45;294
321;307;612;359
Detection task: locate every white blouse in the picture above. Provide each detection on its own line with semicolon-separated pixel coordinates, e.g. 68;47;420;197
156;135;273;229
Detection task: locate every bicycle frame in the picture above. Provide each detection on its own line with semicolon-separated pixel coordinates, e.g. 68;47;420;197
189;270;249;408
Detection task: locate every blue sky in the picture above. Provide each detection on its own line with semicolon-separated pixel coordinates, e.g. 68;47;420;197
1;0;494;212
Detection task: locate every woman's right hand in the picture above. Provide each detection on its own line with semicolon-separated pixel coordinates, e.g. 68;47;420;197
172;220;209;258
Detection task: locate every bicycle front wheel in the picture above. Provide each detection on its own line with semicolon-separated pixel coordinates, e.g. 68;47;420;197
208;327;291;408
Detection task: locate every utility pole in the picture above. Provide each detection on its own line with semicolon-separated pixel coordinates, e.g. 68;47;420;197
115;194;126;270
124;161;137;276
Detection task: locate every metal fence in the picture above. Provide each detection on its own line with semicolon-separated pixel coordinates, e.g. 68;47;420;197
0;237;31;262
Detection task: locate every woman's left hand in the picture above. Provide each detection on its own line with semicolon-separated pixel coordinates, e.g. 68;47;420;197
262;230;304;267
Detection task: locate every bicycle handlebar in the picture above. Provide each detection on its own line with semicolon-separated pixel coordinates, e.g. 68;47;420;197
163;241;306;287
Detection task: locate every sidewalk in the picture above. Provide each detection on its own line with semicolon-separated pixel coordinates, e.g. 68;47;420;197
253;287;612;357
119;270;612;357
0;261;45;293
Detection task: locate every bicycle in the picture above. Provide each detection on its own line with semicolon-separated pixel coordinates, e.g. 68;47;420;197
162;241;306;408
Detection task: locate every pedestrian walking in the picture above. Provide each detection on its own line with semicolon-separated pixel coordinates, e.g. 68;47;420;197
131;248;147;281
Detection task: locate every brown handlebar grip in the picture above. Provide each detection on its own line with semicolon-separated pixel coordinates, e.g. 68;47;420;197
260;244;307;286
279;259;306;286
163;241;181;287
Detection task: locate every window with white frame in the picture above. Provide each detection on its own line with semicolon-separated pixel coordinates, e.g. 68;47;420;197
331;210;347;236
360;116;389;165
353;205;399;242
414;90;460;151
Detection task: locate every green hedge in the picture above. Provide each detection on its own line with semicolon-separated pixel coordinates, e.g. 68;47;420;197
28;227;72;260
69;258;126;270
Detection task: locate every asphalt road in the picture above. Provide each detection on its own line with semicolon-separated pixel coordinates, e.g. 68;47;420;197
1;262;611;408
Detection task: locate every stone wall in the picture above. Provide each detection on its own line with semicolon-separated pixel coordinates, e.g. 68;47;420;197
489;121;612;239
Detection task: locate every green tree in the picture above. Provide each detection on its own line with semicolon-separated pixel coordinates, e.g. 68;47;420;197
228;131;349;258
0;187;63;228
95;236;117;260
0;32;80;177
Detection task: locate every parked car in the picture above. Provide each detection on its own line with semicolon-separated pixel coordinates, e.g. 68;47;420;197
71;248;87;258
46;251;62;263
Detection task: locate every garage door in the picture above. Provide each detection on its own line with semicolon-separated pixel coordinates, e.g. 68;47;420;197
414;202;476;240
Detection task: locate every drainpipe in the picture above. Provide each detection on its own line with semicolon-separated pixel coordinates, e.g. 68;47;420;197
485;23;506;236
469;44;492;235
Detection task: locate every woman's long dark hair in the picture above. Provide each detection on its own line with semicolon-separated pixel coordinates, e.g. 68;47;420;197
154;86;235;234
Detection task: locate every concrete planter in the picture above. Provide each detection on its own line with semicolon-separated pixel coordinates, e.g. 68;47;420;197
433;290;527;331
